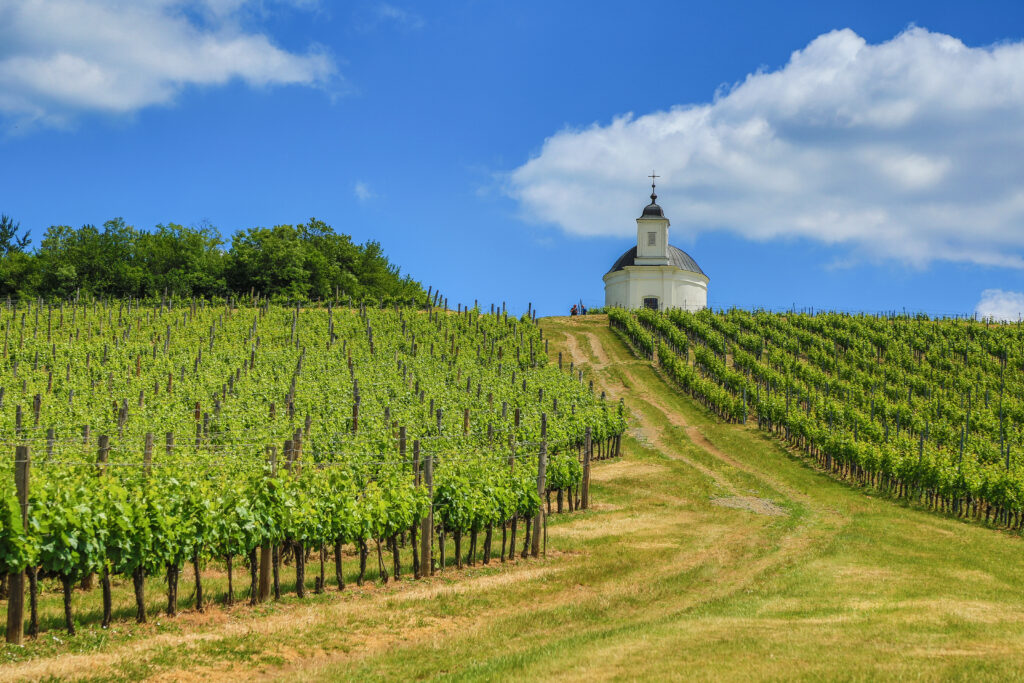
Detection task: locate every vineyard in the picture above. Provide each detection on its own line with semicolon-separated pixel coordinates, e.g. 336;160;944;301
611;306;1024;529
0;297;625;643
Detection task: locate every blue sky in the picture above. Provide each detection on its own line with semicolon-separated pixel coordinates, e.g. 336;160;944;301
2;0;1024;317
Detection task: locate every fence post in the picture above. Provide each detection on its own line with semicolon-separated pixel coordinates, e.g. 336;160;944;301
509;408;521;558
421;449;433;576
97;434;110;476
532;414;547;558
6;445;30;645
258;445;276;602
293;429;303;469
582;426;592;510
404;428;419;579
504;427;516;562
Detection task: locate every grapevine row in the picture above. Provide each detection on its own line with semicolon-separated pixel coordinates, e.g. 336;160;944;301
0;299;625;640
613;307;1024;530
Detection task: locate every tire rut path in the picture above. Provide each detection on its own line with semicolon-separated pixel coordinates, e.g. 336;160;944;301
553;319;805;517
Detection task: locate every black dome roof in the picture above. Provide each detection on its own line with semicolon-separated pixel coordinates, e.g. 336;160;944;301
641;202;665;218
639;189;665;218
606;245;706;277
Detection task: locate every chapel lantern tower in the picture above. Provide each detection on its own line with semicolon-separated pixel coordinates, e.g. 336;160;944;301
635;172;670;266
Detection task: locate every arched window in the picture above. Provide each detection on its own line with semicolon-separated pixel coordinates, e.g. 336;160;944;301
643;296;659;310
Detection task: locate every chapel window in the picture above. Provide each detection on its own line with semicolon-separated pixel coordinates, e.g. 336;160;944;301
647;231;656;246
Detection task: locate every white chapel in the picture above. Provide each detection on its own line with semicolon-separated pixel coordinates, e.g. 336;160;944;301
603;178;708;311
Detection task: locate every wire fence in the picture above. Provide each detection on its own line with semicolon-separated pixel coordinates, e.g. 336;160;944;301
0;433;601;469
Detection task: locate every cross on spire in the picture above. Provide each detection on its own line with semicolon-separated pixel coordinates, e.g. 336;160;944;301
648;170;660;203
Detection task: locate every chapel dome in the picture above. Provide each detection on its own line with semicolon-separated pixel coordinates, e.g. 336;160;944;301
606;245;706;277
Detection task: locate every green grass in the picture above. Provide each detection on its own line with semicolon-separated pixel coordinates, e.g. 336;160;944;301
4;314;1024;681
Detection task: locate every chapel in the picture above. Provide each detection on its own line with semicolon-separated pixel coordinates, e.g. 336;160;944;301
603;178;708;311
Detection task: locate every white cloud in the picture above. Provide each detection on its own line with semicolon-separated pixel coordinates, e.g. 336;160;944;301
976;289;1024;321
353;180;375;201
0;0;335;126
353;3;423;33
507;27;1024;269
375;3;423;30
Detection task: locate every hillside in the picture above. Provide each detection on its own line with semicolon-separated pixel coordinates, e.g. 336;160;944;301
4;314;1024;680
613;306;1024;528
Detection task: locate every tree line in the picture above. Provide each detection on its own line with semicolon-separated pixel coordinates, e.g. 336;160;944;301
0;215;428;303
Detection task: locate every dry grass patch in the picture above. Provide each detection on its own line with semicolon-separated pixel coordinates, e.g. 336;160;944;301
711;496;788;517
588;460;666;481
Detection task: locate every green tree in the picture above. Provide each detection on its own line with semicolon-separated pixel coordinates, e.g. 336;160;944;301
0;214;30;257
136;223;227;297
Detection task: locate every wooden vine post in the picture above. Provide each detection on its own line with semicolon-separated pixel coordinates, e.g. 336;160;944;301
285;436;307;597
97;434;110;472
503;421;515;562
5;445;30;645
582;426;592;510
421;449;433;576
531;414;547;558
406;429;420;579
258;445;277;602
143;432;154;469
509;407;521;558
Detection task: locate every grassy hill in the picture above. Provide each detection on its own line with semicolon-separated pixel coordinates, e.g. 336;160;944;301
4;314;1024;680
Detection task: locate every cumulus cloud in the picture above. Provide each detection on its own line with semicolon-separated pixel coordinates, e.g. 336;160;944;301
507;27;1024;269
0;0;335;125
976;289;1024;321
